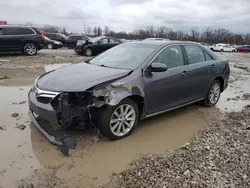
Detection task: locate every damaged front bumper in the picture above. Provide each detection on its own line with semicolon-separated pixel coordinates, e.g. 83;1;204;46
29;109;62;146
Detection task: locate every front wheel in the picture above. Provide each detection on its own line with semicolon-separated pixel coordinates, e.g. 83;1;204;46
96;99;139;140
84;48;93;57
24;43;37;56
201;80;221;107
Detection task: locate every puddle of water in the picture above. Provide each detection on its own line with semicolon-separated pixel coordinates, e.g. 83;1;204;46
0;83;205;187
217;75;250;112
0;86;41;188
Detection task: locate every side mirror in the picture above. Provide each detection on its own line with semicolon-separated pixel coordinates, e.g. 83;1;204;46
149;62;168;72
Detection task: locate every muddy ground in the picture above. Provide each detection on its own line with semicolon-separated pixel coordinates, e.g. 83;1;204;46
0;50;249;188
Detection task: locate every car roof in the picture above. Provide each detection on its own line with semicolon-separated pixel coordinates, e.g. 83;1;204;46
128;40;199;46
0;25;32;28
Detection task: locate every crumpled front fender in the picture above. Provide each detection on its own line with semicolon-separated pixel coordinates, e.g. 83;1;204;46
107;82;145;106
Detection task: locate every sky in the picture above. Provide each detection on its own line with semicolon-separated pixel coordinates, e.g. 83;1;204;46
0;0;250;33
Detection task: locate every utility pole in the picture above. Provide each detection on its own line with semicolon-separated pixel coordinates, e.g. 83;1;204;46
84;22;87;34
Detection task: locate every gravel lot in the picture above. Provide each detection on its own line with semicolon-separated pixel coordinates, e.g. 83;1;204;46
0;50;249;188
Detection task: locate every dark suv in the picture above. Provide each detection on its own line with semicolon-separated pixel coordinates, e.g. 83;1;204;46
44;33;67;45
0;25;45;56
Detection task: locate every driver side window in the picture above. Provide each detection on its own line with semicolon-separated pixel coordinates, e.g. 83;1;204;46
153;45;184;68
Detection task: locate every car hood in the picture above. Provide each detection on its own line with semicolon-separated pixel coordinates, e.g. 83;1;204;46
37;63;131;92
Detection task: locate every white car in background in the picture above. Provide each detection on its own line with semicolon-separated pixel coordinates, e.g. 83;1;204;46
210;43;237;52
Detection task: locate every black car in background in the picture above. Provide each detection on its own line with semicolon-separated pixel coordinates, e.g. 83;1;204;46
75;36;121;56
65;35;89;49
0;25;45;55
44;33;67;45
44;36;63;49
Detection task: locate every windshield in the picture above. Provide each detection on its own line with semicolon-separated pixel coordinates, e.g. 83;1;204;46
89;43;157;70
89;36;103;43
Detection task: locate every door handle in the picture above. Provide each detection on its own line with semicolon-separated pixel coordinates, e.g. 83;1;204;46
181;71;188;76
211;64;215;69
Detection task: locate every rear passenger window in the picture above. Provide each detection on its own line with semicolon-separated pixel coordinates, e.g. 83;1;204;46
204;51;214;61
184;45;206;64
4;28;34;35
153;45;184;68
0;28;3;35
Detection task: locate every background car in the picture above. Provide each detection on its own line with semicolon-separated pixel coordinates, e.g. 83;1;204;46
0;25;45;55
74;36;121;56
44;33;67;45
44;36;63;49
210;43;237;52
65;35;90;49
236;45;250;52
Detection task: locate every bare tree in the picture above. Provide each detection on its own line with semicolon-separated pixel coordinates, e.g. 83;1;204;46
189;28;200;41
97;26;102;36
155;26;167;38
93;26;98;36
103;26;110;35
40;25;59;33
85;26;92;35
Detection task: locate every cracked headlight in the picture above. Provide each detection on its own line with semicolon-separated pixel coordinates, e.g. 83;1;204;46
92;86;112;97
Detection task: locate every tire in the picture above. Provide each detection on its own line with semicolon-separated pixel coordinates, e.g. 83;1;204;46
24;43;37;56
96;98;139;140
201;80;221;107
48;44;53;49
84;48;93;57
232;49;236;52
220;49;223;52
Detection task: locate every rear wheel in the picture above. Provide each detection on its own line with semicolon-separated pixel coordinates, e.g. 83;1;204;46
220;49;223;52
201;80;221;107
96;99;139;140
24;43;37;56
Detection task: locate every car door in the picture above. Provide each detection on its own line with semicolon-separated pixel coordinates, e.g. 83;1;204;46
0;28;4;52
94;38;109;54
3;27;24;51
183;44;215;101
143;45;191;114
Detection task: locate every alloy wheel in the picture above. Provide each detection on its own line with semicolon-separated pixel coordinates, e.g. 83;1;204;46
26;45;37;55
110;104;136;137
209;83;220;104
85;48;92;56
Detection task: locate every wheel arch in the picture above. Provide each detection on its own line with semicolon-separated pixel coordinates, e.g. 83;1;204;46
214;76;224;92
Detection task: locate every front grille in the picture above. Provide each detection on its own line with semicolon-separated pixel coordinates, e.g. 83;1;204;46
34;85;60;104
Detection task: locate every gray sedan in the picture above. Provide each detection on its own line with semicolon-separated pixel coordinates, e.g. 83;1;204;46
28;41;230;144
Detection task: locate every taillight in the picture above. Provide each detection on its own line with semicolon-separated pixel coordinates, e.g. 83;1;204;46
37;29;45;40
